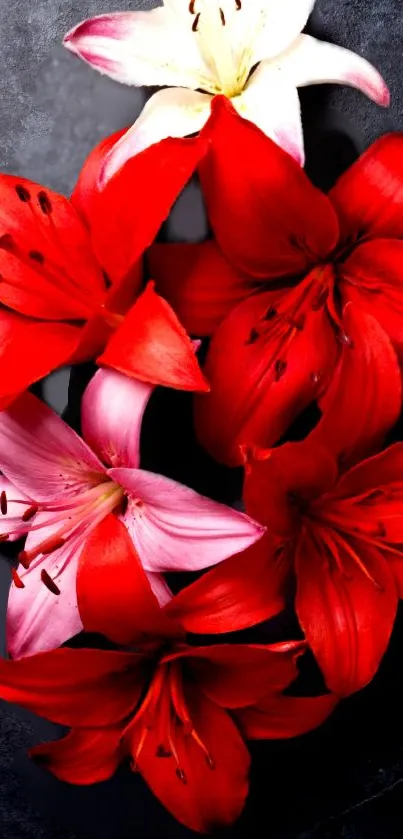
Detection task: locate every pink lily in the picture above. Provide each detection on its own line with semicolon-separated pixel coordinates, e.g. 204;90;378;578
0;369;264;659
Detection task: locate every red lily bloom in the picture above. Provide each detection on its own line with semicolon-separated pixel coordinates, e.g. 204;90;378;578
0;516;336;833
149;97;403;463
240;306;403;696
0;128;209;407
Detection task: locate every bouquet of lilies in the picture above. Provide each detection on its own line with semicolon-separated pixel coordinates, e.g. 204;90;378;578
0;0;401;833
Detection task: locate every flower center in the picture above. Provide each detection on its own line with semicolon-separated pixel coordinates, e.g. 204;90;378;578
189;0;248;97
4;479;125;594
124;657;215;783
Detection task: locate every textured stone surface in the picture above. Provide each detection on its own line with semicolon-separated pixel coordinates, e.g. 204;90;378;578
0;1;403;838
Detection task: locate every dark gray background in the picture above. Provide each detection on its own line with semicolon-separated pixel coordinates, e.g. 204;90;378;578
0;1;402;838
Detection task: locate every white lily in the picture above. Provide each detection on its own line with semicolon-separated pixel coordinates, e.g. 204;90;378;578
64;0;389;184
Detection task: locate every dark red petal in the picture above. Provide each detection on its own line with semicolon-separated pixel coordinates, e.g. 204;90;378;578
98;282;209;392
335;443;403;501
79;133;208;287
164;536;285;634
295;531;397;696
134;688;250;833
77;514;180;645
0;313;81;408
341;239;403;359
244;441;338;536
169;641;304;708
148;240;252;336
0;647;145;727
0;174;105;317
330;134;403;241
194;289;338;465
200;97;339;278
71;128;128;226
30;727;123;784
311;304;402;468
236;694;338;739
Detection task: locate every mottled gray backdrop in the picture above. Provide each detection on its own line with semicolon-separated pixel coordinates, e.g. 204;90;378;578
0;1;402;838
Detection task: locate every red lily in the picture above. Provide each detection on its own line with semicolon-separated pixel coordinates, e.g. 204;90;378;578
240;304;403;696
0;128;209;407
0;516;336;833
149;97;403;463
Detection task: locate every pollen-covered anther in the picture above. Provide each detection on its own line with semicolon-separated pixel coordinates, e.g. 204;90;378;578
274;359;287;381
0;491;7;515
192;12;200;31
12;568;25;589
22;505;39;522
220;7;226;25
40;569;61;595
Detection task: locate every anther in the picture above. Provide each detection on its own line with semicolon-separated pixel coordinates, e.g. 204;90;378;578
22;505;39;522
12;568;25;589
192;12;200;30
38;191;52;215
175;768;187;784
41;536;66;555
15;184;31;202
235;0;242;8
0;534;9;543
40;569;61;595
156;744;172;758
0;491;7;515
263;306;277;321
18;551;31;570
220;7;226;24
274;359;287;381
29;250;45;264
245;327;260;345
189;0;196;11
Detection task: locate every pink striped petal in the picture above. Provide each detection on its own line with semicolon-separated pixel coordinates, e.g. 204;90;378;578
6;533;84;659
64;9;213;90
0;392;105;502
81;369;154;469
110;467;265;573
279;35;390;107
0;476;31;542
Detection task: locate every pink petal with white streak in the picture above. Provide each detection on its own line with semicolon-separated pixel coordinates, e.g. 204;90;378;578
278;35;390;107
0;392;105;502
109;467;265;573
81;369;154;469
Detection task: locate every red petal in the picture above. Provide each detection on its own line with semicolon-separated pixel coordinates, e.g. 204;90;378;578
237;694;338;739
0;647;145;727
243;441;338;537
194;289;338;465
79;133;208;287
341;239;403;359
200;97;339;278
71;128;128;226
98;282;209;392
134;688;250;833
335;443;403;501
0;174;106;318
0;313;81;408
77;514;180;645
30;727;123;785
169;641;304;708
330;134;403;242
295;531;398;696
164;536;285;634
311;304;402;468
148;240;252;336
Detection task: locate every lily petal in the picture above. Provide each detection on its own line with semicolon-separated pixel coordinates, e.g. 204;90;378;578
200;97;339;278
0;391;104;502
234;61;305;165
278;35;389;107
30;727;123;785
295;531;398;696
97;282;209;393
110;467;265;573
194;289;338;466
330;134;403;242
148;240;252;337
77;515;178;646
237;693;338;739
0;647;144;727
64;9;214;90
101;88;211;183
0;476;31;541
164;536;285;634
81;368;153;469
248;0;316;64
133;689;249;834
311;305;402;468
